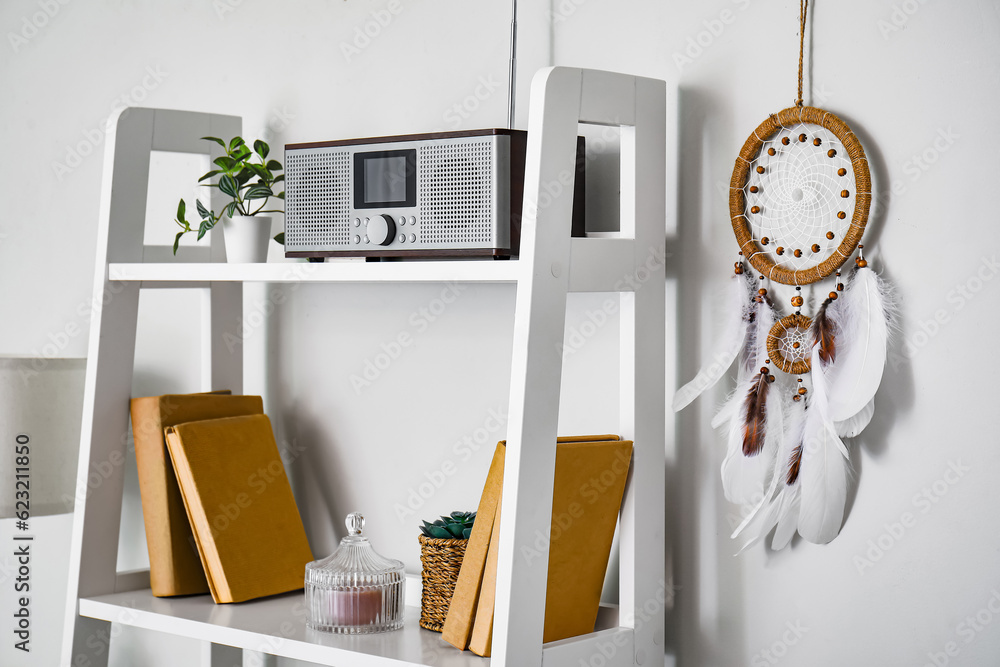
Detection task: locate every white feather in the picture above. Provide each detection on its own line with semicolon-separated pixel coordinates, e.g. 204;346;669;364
711;294;775;429
836;398;875;438
736;397;806;551
810;344;849;458
720;377;772;505
673;272;753;412
728;386;786;537
796;406;851;544
826;266;893;423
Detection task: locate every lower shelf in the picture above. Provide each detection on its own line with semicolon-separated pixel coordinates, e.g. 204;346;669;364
79;589;474;667
79;588;626;667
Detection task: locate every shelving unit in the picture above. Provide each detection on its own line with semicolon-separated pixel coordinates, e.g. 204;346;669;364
61;67;666;667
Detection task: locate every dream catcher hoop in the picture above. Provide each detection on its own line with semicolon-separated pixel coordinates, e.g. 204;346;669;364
672;1;895;551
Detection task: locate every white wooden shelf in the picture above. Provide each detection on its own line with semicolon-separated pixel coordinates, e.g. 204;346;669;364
109;235;638;293
79;589;623;667
63;68;667;667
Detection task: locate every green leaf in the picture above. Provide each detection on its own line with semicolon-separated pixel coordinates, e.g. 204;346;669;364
419;525;431;537
225;201;239;219
428;526;452;539
276;191;285;200
197;169;221;183
245;184;273;200
201;136;226;148
254;139;270;159
265;159;283;172
273;232;285;245
272;174;285;184
219;174;239;197
195;199;210;220
214;156;238;172
173;231;184;255
246;163;270;181
235;167;254;186
228;136;245;152
462;527;472;540
445;523;465;538
176;199;186;222
197;220;211;241
233;145;252;163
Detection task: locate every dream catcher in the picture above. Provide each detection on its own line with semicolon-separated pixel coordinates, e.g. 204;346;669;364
672;1;894;549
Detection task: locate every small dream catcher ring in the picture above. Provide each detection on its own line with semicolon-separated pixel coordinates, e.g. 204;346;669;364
766;312;813;375
730;106;871;286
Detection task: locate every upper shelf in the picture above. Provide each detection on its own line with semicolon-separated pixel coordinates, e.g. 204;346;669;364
109;236;643;292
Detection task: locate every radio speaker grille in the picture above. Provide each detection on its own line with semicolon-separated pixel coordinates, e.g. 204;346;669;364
285;150;350;248
419;140;495;244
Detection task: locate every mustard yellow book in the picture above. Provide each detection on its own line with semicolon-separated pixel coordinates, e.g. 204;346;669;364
441;444;506;649
130;391;263;597
164;414;314;604
464;435;631;653
468;489;502;657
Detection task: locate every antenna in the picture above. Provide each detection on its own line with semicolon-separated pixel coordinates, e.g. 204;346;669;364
507;0;517;129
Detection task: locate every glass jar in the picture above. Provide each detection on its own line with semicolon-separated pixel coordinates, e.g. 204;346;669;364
305;512;405;633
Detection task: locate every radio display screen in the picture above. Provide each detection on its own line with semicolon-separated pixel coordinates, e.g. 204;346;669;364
354;149;416;209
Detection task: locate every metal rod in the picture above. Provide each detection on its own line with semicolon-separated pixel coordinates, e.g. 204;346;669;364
507;0;517;129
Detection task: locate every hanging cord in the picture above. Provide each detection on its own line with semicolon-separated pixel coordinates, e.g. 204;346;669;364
796;0;808;107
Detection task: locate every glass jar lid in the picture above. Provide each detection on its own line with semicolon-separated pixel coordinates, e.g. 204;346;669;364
305;512;405;589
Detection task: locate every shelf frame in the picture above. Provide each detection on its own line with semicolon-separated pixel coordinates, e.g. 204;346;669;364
61;67;666;667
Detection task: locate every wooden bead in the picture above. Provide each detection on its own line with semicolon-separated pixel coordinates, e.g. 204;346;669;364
760;366;769;374
812;244;820;253
826;231;835;239
756;166;765;174
734;263;744;275
828;149;837;158
767;375;775;383
767;147;776;156
792;394;802;402
797;387;807;396
798;133;806;142
791;295;804;307
838;167;847;176
792;341;801;349
793;249;802;257
829;292;838;300
761;236;769;245
837;283;844;291
749;185;759;193
837;211;847;219
782;136;790;145
776;246;785;255
813;137;822;146
758;288;767;296
857;258;868;268
751;205;761;214
841;190;850;198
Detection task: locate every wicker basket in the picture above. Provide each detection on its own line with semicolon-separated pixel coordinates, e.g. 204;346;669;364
418;535;468;632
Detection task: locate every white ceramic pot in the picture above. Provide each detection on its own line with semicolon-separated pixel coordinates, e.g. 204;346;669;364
222;215;272;263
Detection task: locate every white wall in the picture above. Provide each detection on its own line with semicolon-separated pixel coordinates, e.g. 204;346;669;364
2;1;999;666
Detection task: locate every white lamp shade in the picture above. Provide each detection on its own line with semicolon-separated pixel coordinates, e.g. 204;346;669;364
0;357;86;518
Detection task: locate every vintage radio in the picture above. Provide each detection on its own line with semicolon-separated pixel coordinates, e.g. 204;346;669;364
283;129;584;259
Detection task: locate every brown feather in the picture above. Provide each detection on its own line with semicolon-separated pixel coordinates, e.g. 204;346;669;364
742;371;770;456
786;445;803;485
812;297;837;364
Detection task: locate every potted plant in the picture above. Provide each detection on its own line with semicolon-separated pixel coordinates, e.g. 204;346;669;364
418;511;475;632
172;136;284;263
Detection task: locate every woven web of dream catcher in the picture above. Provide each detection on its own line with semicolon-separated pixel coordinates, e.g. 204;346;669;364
742;122;855;275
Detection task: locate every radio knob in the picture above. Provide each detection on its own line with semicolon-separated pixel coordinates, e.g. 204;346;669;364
367;214;396;246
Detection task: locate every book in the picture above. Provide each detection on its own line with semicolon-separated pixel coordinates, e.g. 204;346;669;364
467;488;502;656
164;413;314;604
463;435;632;656
130;391;263;597
441;443;506;649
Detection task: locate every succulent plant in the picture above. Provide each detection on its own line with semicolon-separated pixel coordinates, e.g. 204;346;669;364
420;511;476;540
